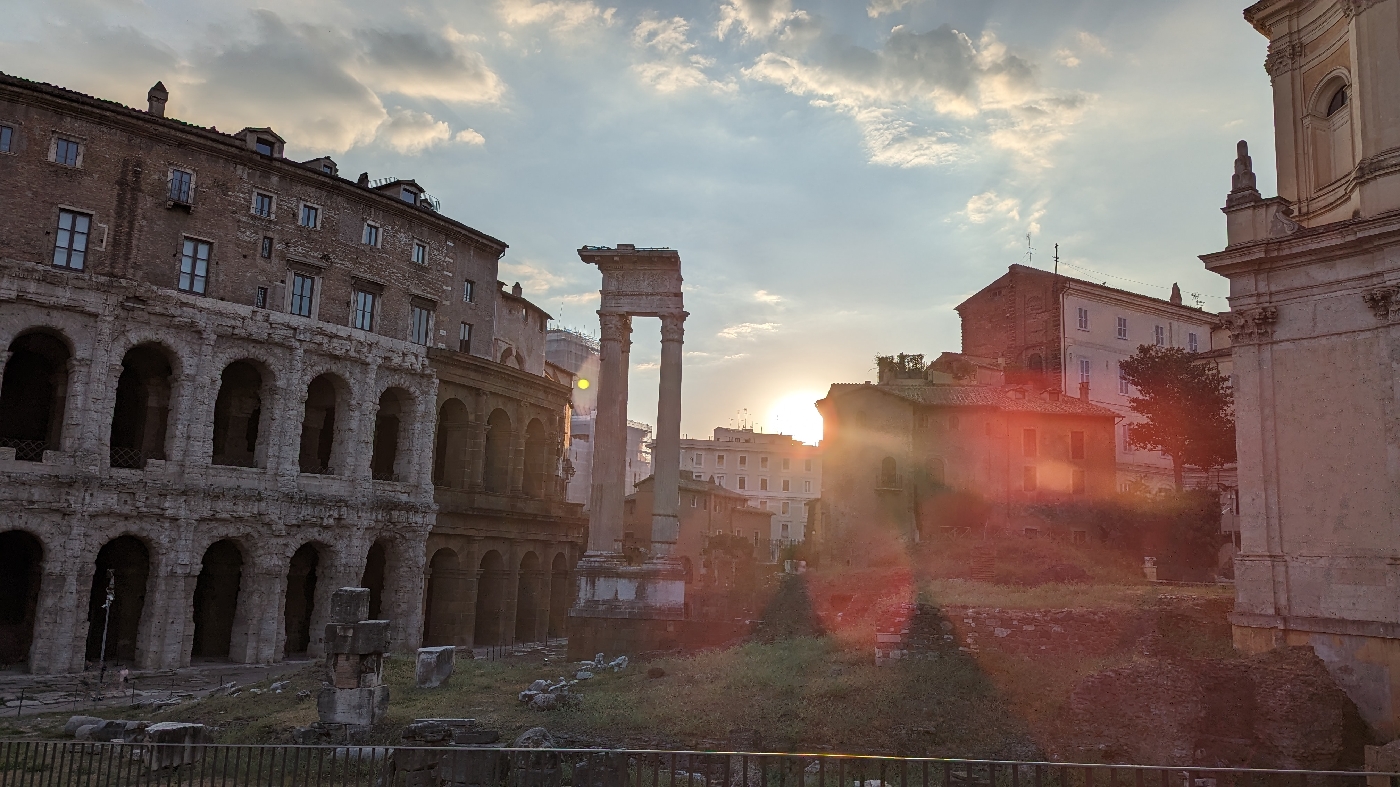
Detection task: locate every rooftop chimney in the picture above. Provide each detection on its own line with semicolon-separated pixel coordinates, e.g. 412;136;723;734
147;82;168;118
512;282;523;297
357;172;370;186
1170;283;1182;305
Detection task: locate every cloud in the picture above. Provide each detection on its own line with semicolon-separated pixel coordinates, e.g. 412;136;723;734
498;0;616;32
866;0;921;17
1055;32;1110;68
743;24;1086;167
962;191;1020;224
353;28;505;104
375;108;451;154
631;16;735;93
453;128;487;145
716;0;807;41
718;322;780;339
753;290;784;304
500;258;575;296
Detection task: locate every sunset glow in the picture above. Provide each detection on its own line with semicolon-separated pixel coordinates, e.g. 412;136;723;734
764;390;826;445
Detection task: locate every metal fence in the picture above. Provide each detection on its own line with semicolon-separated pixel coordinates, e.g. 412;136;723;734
0;743;1393;787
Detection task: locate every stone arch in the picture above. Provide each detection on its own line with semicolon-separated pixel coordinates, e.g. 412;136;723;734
371;387;413;482
109;343;176;469
548;552;570;638
522;418;549;498
283;542;322;657
191;539;244;660
0;530;43;666
0;330;72;461
361;540;389;620
211;360;266;468
1306;69;1354;192
85;535;151;664
879;456;898;486
423;548;459;647
433;398;470;488
515;551;541;643
474;550;506;646
483;408;512;493
298;373;350;475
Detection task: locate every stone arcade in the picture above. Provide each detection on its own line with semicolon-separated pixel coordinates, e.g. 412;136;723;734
567;245;688;660
0;73;585;673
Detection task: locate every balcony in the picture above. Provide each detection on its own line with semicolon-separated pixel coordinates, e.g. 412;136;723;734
875;472;904;492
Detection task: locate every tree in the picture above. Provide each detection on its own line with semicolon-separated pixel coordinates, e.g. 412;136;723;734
1119;345;1235;491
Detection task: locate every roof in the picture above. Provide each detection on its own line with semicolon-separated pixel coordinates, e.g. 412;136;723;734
825;382;1118;418
0;72;509;251
956;264;1212;320
629;472;750;500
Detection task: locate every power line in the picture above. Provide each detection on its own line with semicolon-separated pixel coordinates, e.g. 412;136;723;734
1054;259;1229;305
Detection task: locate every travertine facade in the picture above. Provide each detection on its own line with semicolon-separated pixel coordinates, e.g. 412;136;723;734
0;73;583;672
1201;0;1400;734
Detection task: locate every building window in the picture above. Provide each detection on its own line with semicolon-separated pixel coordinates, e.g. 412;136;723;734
260;236;274;258
804;459;813;472
691;496;698;508
52;210;91;270
760;456;769;470
254;137;275;156
781;501;790;515
1116;317;1128;340
782;458;790;470
1071;431;1085;460
1022;428;1037;458
459;322;472;353
1118;364;1129;395
178;238;211;294
1077;307;1089;331
1079;358;1091;385
253;192;274;218
1122;424;1135;453
1188;332;1199;353
759;477;768;491
53;137;80;167
739;455;747;468
290;272;316;318
0;125;11;153
782;479;790;492
1072;468;1087;495
168;169;194;204
401;187;418;204
299;203;319;228
738;476;747;490
759;500;767;510
693;453;703;466
463;279;475;303
352;290;376;330
1154;325;1165;346
1023;465;1037;492
255;287;268;309
412;242;428;265
804;480;811;493
916;414;929;428
717;454;726;468
362;223;380;246
410;305;433;345
716;475;725;487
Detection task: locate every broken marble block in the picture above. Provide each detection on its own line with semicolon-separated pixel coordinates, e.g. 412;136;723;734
416;646;455;688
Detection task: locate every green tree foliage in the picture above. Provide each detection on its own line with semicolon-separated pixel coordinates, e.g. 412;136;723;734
1119;345;1235;491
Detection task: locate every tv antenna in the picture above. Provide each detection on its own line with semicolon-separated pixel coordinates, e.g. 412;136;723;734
1053;243;1060;277
1025;233;1035;266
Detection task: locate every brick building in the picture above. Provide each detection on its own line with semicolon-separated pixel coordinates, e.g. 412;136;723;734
813;355;1117;564
0;73;584;673
622;472;773;589
956;264;1220;492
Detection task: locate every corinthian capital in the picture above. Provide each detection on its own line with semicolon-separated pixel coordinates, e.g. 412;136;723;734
598;312;632;343
660;312;688;343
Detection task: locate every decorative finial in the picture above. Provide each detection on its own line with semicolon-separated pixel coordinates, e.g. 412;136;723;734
1170;283;1182;306
1226;139;1262;208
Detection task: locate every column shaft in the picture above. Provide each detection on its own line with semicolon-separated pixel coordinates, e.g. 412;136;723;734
651;313;686;553
587;313;631;552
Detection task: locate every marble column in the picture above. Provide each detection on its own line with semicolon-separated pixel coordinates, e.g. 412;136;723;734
651;312;687;554
587;313;631;552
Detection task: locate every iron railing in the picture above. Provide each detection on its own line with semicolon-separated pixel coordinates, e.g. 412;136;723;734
0;742;1390;787
110;447;147;470
0;438;47;462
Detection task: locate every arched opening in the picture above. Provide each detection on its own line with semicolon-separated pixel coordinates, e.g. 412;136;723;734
523;419;549;498
191;539;243;660
360;541;387;620
1327;85;1348;117
1309;76;1354;191
283;543;319;657
483;409;512;493
85;536;150;664
433;399;470;488
371;388;410;482
211;362;263;467
473;550;505;646
423;548;459;647
1028;354;1044;374
0;332;71;461
548;552;569;638
109;344;174;469
0;531;43;665
879;456;898;487
514;552;541;643
298;375;343;475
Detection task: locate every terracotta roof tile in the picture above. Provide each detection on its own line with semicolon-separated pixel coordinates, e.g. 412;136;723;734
827;383;1118;417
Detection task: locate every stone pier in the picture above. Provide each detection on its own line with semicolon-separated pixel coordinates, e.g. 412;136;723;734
567;245;688;660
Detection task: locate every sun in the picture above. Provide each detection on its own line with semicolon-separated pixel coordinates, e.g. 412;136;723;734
764;390;825;445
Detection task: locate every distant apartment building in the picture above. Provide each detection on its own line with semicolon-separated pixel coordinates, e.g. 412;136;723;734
623;471;773;583
956;264;1221;493
678;428;821;548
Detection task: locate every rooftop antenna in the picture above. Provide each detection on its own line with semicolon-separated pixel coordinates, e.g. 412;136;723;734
1025;233;1035;267
1053;243;1060;278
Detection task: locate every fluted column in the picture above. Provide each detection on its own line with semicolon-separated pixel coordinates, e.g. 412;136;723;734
588;313;631;552
651;312;686;554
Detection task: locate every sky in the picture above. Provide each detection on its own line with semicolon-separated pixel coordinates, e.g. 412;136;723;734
0;0;1276;445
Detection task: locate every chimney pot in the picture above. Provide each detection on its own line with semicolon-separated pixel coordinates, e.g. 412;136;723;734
147;81;168;118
